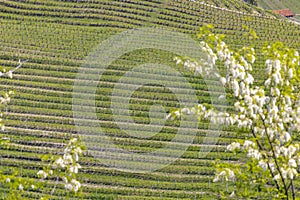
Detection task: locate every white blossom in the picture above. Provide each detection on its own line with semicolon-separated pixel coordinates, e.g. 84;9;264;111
220;77;227;86
63;154;73;164
288;159;297;168
65;183;73;191
226;142;240;152
274;174;281;181
18;184;24;191
7;71;12;79
280;132;291;143
37;170;48;179
288;68;293;79
213;168;235;182
174;111;181;118
247;148;261;160
258;160;268;171
243;140;254;149
170;27;300;195
54;157;66;168
70;163;82;174
62;176;68;183
71;179;81;192
70;138;78;143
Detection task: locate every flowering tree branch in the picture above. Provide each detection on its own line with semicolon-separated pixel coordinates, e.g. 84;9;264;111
168;24;300;199
0;60;38;199
37;137;85;196
0;59;28;78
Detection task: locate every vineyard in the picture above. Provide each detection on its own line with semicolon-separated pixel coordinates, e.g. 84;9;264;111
258;0;300;21
0;0;300;199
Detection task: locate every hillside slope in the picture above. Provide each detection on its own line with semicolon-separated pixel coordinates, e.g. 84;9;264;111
0;0;300;199
258;0;300;21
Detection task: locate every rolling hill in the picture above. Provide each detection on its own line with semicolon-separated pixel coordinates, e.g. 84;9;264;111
0;0;300;199
258;0;300;22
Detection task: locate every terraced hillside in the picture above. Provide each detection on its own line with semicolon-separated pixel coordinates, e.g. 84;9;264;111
0;0;300;199
258;0;300;21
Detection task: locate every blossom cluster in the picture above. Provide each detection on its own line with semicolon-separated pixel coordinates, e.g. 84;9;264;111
1;60;84;198
37;137;84;193
0;60;27;132
213;168;235;182
168;25;300;198
0;60;37;199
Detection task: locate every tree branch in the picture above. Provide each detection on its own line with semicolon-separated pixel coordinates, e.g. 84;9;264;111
250;127;281;191
291;180;295;200
260;114;289;199
50;176;59;196
0;60;28;77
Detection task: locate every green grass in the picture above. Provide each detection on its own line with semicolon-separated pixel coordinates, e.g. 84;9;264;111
0;0;300;199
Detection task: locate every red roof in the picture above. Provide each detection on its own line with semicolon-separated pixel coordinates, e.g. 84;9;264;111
273;9;295;17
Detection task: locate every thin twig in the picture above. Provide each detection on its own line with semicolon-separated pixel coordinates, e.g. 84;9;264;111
250;127;281;191
50;176;59;196
291;180;295;200
260;114;289;199
0;59;28;77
